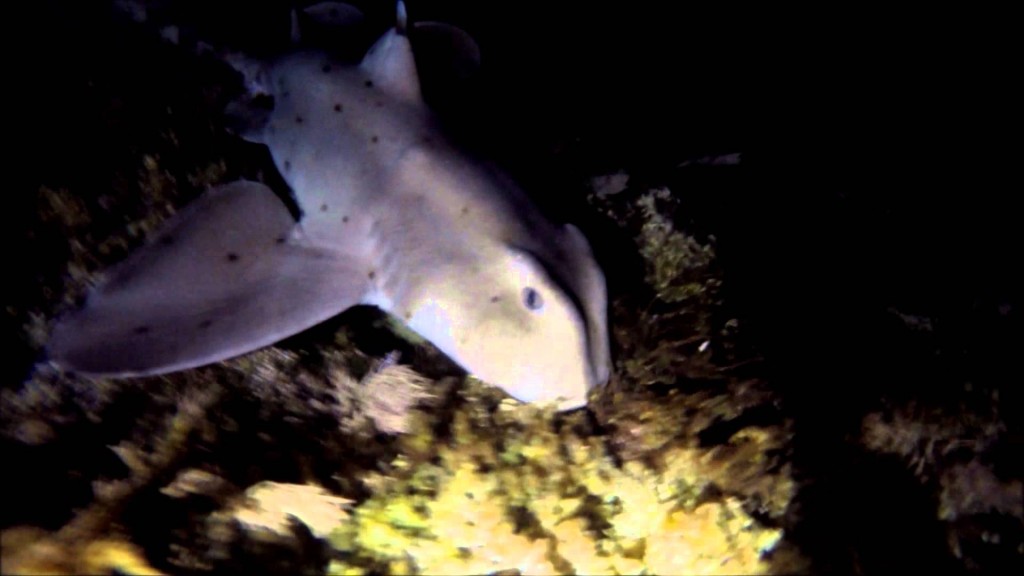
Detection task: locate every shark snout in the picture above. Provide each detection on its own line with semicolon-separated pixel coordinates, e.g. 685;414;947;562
498;357;595;412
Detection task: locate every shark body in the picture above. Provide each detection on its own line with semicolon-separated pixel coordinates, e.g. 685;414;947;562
48;2;611;410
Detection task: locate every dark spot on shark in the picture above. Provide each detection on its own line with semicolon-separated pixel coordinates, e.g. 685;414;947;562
490;295;500;303
364;79;374;88
282;91;290;98
404;310;412;320
342;215;349;223
320;203;329;212
275;236;286;245
226;252;240;262
334;103;343;112
460;206;469;216
368;270;376;280
283;160;291;172
198;319;213;329
374;100;383;108
371;136;379;143
322;64;332;73
133;325;151;335
295;115;304;124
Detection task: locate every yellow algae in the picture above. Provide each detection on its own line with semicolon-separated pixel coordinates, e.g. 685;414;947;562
646;498;781;575
325;387;788;575
548;518;615;575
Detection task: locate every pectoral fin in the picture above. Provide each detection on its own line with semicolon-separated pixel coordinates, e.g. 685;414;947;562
48;180;371;376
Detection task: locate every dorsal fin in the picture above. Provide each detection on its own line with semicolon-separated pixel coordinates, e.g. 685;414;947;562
291;2;367;54
303;2;366;29
359;1;422;104
290;7;301;44
409;20;482;110
412;20;481;82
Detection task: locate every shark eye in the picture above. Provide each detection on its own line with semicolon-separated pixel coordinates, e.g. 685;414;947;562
522;287;544;311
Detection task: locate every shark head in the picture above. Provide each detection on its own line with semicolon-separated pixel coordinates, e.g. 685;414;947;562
406;243;603;411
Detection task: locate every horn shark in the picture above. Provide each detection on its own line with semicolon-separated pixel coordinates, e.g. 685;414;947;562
47;1;611;411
